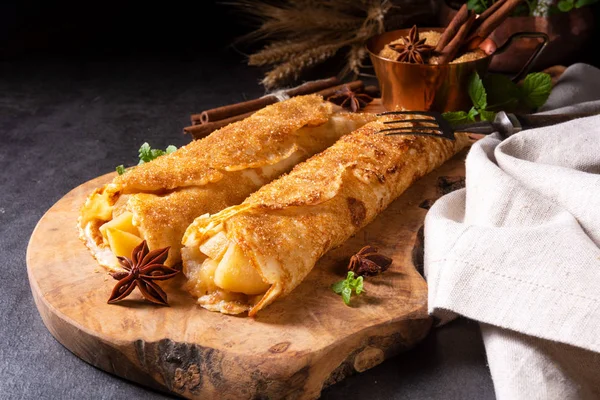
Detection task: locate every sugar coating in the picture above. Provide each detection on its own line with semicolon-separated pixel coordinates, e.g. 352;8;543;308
114;94;335;192
378;30;486;64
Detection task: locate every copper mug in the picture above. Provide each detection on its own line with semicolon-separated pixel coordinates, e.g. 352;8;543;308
366;28;549;112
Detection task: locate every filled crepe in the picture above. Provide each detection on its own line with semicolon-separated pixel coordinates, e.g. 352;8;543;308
78;94;376;271
181;117;470;316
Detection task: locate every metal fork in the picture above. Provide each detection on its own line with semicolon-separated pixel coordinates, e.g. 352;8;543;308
377;110;458;141
377;110;600;140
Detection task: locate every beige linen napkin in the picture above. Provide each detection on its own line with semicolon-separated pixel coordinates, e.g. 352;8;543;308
424;63;600;399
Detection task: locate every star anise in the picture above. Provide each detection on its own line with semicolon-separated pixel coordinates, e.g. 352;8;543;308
108;240;180;306
386;25;434;64
348;245;393;277
326;85;374;112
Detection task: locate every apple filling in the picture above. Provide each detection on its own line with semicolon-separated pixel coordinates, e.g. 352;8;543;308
182;224;270;313
98;211;143;259
79;188;145;268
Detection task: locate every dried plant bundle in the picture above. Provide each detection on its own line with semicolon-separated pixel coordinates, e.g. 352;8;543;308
248;35;335;67
261;43;343;89
228;0;435;90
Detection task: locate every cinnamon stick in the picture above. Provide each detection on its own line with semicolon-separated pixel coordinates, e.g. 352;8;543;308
191;76;341;125
283;76;341;97
184;111;255;140
184;80;367;140
435;3;470;53
437;12;477;64
465;0;523;50
191;98;274;125
471;0;508;31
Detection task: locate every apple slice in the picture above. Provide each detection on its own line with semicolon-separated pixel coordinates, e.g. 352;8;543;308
213;243;270;295
106;229;144;259
99;211;139;241
199;231;228;261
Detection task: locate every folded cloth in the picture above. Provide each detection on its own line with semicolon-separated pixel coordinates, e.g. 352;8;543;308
424;63;600;400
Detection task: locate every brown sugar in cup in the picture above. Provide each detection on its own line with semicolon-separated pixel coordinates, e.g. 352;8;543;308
367;27;494;112
378;30;487;65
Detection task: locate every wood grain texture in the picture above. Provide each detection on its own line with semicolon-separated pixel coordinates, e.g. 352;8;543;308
26;100;471;399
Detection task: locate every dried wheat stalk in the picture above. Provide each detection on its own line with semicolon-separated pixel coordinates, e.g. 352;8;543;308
248;35;331;67
229;0;433;90
261;42;344;89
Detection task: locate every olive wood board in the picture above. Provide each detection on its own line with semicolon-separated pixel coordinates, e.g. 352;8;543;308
26;101;472;400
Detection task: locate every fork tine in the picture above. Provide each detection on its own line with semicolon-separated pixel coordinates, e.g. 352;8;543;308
383;131;455;141
383;119;439;125
377;109;456;141
379;126;444;132
377;110;441;117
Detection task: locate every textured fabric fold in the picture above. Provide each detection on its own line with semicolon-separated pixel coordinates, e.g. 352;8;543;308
424;63;600;399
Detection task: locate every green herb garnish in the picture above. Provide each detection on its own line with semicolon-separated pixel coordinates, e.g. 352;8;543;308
467;0;598;16
555;0;598;13
115;142;177;175
332;271;364;305
443;71;553;126
138;142;177;165
520;72;553;109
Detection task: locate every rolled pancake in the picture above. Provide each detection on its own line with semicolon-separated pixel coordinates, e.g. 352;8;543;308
78;94;376;271
181;117;470;316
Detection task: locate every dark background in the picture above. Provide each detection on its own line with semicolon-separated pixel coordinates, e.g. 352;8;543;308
2;0;600;66
0;0;254;61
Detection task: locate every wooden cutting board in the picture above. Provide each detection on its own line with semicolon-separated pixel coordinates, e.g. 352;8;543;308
26;101;471;400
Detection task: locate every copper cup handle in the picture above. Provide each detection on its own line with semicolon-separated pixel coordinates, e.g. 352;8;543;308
492;32;550;83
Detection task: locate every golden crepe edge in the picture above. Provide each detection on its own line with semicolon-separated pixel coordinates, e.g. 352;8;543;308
181;117;471;317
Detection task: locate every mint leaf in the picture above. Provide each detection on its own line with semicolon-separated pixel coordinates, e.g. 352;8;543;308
469;72;487;110
151;148;165;159
331;280;345;294
467;107;479;121
341;287;352;305
575;0;597;7
521;72;552;109
443;111;471;126
138;142;153;165
354;276;364;294
558;0;574;11
479;110;497;121
483;73;521;112
166;145;177;154
116;165;125;175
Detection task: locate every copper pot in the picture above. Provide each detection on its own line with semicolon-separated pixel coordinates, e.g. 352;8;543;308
438;1;595;73
366;27;548;112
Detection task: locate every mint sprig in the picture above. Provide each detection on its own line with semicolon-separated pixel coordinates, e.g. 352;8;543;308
332;271;364;305
467;0;598;16
556;0;598;12
138;143;178;165
443;71;553;126
441;71;492;125
115;142;178;175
